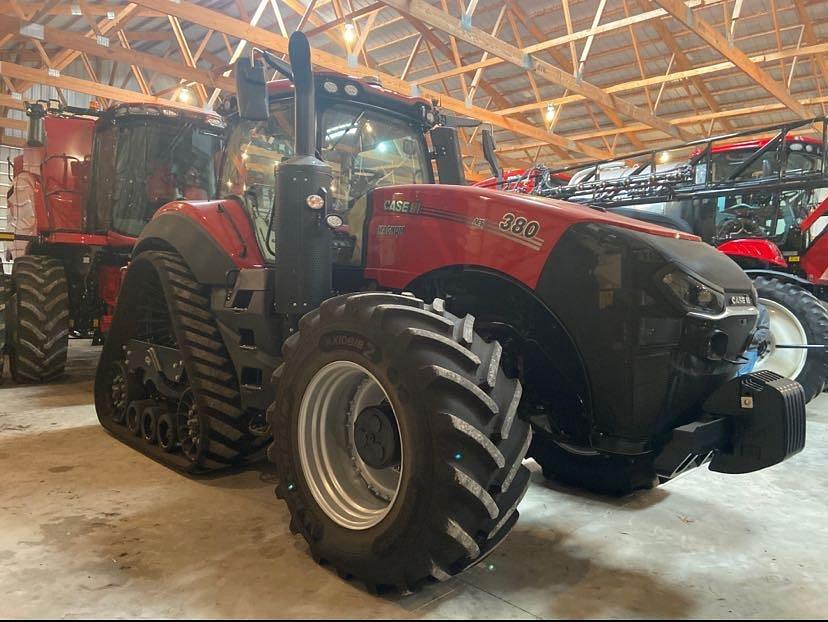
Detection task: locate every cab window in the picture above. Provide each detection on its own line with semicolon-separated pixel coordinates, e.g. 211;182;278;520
219;101;294;260
320;104;430;264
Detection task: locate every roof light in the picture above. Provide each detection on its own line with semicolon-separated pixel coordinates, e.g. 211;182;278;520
545;104;555;123
178;87;193;104
343;23;356;45
658;151;671;164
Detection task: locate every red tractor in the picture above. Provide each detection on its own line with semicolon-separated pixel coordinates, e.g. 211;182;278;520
3;99;224;382
523;121;828;402
94;33;804;590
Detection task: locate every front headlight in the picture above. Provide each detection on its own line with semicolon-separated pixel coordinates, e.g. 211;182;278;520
660;267;726;315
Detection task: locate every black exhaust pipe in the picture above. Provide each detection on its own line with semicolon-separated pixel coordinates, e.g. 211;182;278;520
272;31;333;323
291;33;315;158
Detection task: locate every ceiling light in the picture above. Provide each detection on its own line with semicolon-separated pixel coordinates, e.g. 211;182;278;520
545;104;555;123
343;23;356;44
658;151;671;164
178;87;193;104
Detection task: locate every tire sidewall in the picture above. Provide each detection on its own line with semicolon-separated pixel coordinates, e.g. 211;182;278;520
754;277;828;401
276;322;442;575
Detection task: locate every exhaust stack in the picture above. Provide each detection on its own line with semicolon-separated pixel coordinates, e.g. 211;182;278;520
272;31;333;324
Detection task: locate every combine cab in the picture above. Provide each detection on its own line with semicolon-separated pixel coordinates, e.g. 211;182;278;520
94;34;804;589
525;119;828;402
3;100;224;382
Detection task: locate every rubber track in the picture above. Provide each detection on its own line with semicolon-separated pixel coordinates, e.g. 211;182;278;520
98;251;267;471
269;292;532;590
10;255;69;383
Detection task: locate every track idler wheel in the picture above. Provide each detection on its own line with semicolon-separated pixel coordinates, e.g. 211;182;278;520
141;406;160;444
110;362;132;424
157;412;177;453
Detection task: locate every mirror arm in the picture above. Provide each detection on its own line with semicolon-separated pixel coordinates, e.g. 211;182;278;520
251;48;293;81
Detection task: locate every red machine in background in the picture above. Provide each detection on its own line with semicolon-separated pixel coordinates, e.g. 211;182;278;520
2;99;224;382
522;119;828;402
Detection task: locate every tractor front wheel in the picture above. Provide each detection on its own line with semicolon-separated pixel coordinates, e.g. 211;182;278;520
268;292;532;590
8;255;69;383
752;276;828;403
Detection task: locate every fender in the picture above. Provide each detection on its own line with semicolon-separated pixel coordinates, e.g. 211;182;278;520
134;199;264;285
743;268;814;290
717;238;788;269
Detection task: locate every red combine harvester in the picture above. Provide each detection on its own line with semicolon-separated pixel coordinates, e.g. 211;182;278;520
93;33;804;589
3;100;224;382
522;119;828;402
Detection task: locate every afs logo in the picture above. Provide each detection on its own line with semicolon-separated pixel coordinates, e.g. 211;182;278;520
384;198;422;214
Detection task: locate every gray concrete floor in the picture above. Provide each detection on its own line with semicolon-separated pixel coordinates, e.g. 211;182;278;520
0;340;826;619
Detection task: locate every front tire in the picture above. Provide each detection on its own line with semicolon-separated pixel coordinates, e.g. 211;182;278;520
268;292;531;590
752;276;828;403
8;255;69;383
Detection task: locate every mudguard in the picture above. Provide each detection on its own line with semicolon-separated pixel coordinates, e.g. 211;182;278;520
133;199;264;285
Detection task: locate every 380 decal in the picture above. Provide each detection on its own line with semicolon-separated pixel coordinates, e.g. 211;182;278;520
499;212;541;239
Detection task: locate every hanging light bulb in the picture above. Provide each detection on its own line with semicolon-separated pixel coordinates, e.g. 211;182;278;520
178;87;193;104
545;104;556;123
343;23;356;44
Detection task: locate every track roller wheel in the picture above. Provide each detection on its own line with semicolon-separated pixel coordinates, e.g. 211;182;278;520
157;413;177;452
268;292;532;590
141;407;160;444
126;400;153;437
8;255;69;383
94;250;268;472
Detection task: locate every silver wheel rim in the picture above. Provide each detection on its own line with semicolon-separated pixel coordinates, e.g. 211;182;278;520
298;361;403;530
754;298;808;380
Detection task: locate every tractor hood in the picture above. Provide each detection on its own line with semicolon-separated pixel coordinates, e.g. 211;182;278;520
366;184;748;295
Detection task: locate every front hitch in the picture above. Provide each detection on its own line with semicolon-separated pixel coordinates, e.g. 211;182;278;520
655;370;805;481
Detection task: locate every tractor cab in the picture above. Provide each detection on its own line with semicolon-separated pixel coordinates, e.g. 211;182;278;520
86;103;225;239
216;68;463;266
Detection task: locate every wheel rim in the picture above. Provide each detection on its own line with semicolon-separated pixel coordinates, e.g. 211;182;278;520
298;361;403;531
754;298;809;379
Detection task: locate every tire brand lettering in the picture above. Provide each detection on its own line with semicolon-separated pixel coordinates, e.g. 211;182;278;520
320;332;379;361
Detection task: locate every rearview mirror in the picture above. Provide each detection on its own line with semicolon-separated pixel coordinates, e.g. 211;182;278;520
482;127;501;184
234;58;268;121
431;126;466;185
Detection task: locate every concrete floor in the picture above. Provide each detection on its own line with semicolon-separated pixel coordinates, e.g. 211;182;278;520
1;341;826;619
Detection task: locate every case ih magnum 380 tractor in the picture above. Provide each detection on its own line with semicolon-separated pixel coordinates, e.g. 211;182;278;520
2;99;223;382
515;121;828;403
94;33;804;589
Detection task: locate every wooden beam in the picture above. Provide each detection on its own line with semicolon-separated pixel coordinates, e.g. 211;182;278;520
652;0;809;119
0;60;204;111
130;0;610;159
500;41;828;117
379;0;692;141
0;94;24;110
1;15;235;93
410;0;728;85
499;94;828;154
0;135;25;148
0;117;27;132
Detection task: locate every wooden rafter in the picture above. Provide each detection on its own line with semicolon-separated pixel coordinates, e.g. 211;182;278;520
652;0;809;120
379;0;693;141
